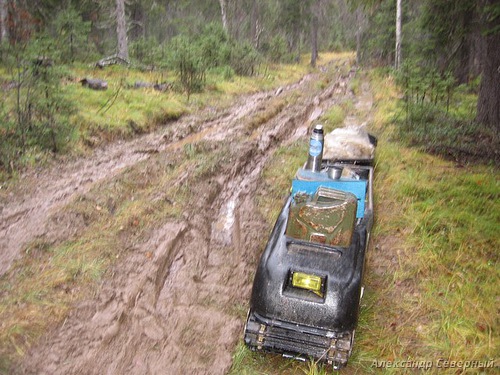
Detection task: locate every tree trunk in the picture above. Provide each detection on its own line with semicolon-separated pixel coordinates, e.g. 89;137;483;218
251;0;260;47
130;2;145;41
231;0;241;40
0;0;7;44
310;1;319;68
467;8;484;81
476;1;500;131
116;0;128;60
219;0;228;34
355;7;365;65
453;4;477;84
395;0;402;69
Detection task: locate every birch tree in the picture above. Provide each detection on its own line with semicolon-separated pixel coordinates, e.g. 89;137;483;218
395;0;402;69
310;0;319;67
219;0;228;33
250;0;261;48
0;0;8;44
355;7;366;65
116;0;128;59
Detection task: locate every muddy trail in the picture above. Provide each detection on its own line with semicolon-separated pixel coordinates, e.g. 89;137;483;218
2;59;366;375
0;88;271;277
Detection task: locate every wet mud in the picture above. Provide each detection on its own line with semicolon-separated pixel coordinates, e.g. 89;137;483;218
1;60;368;374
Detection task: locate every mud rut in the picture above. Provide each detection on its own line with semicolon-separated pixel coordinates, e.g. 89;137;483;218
4;61;363;375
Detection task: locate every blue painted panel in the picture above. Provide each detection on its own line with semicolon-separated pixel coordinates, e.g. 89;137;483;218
291;179;367;218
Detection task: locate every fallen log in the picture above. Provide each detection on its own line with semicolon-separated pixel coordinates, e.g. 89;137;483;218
127;81;173;92
94;55;130;69
153;82;173;92
80;78;108;90
132;81;154;89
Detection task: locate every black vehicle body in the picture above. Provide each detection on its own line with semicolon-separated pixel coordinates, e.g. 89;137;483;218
244;159;374;369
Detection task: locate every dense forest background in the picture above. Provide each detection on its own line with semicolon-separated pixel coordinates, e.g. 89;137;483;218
0;0;498;174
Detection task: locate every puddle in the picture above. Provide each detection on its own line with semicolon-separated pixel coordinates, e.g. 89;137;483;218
211;197;239;246
308;107;323;123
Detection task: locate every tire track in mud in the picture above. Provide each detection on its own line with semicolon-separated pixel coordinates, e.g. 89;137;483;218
16;62;357;375
0;90;274;277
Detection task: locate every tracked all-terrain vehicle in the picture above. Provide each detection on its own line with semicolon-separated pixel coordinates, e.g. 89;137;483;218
244;125;375;369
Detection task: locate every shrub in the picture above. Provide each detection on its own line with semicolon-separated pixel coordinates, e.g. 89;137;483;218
169;35;207;99
0;103;17;175
394;61;499;164
396;60;455;127
266;35;292;63
198;23;231;68
130;37;164;67
51;3;92;63
0;36;76;177
230;41;260;76
165;24;262;98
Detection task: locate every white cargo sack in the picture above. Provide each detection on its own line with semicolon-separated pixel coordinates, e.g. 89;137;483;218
323;124;374;160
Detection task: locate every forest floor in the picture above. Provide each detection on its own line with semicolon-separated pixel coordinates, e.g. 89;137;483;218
1;57;370;374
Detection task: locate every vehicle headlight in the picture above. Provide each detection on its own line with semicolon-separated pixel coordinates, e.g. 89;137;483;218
291;271;324;297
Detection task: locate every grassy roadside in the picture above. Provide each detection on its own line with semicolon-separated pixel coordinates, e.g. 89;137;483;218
67;62;306;145
0;52;353;182
0;61;303;178
229;70;498;374
365;71;498;372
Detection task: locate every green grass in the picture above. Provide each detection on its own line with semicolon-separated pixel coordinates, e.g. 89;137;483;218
320;105;345;134
1;53;340;179
68;52;348;143
360;141;498;369
394;73;499;165
244;96;288;134
354;70;498;373
255;141;307;225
